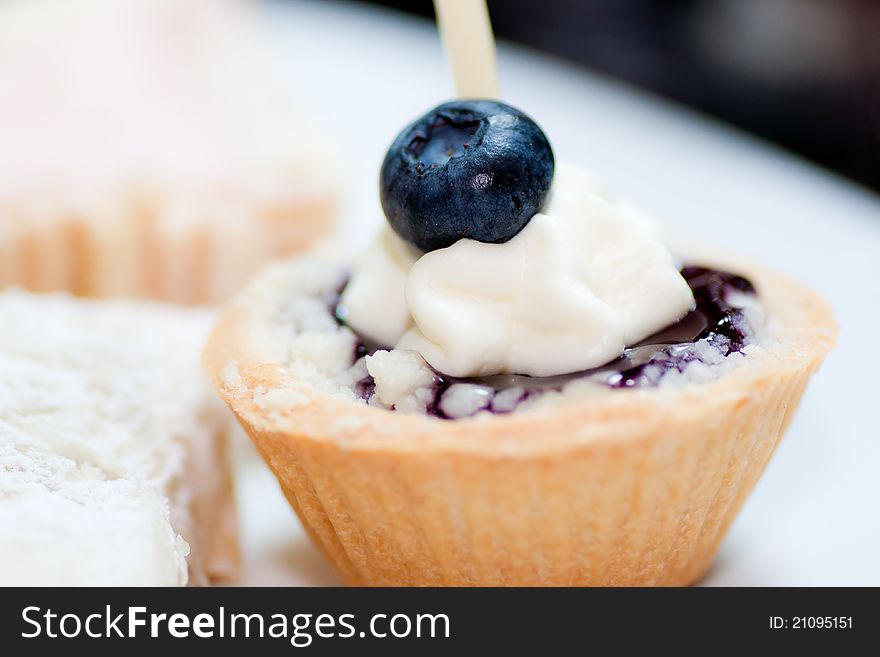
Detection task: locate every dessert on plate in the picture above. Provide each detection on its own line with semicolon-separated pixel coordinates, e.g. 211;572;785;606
205;3;835;586
206;97;835;586
0;291;238;586
0;0;336;304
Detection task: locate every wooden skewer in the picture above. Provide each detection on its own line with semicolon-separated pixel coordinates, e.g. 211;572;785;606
433;0;500;99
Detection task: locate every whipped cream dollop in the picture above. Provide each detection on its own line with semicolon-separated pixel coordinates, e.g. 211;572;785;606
339;163;695;378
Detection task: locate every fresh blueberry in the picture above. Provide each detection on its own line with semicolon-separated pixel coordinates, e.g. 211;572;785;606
380;100;554;252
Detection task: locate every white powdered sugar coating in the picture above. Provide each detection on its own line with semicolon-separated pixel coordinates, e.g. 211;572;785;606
0;290;232;585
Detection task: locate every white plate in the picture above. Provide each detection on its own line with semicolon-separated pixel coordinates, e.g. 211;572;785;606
234;0;880;586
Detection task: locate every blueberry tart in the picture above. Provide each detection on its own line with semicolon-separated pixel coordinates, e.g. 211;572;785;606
206;100;836;585
0;0;335;303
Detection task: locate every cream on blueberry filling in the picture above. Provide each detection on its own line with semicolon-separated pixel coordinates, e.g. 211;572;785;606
329;264;762;419
320;100;762;419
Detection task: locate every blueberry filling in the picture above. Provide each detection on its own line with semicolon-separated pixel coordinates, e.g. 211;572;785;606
335;267;758;419
354;375;376;403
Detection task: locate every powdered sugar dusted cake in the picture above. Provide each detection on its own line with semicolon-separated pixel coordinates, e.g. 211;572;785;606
0;290;238;585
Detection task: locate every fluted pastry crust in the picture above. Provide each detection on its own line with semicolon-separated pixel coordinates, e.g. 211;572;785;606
205;252;835;585
0;196;334;304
